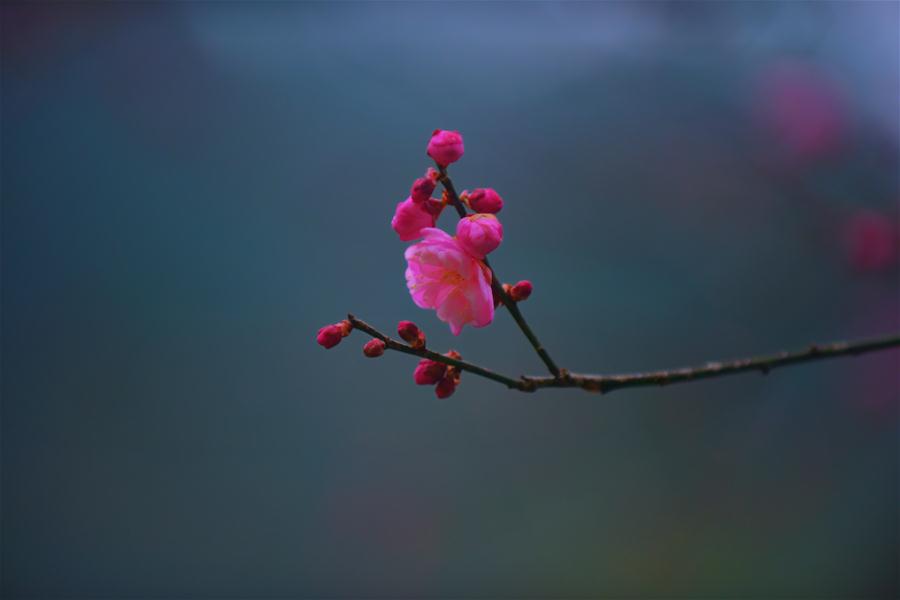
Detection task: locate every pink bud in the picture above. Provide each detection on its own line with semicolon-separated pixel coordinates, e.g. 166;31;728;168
427;129;464;167
316;324;344;349
456;213;503;258
397;320;426;348
413;359;447;385
509;280;533;302
391;197;436;242
467;188;504;214
363;339;385;358
410;171;437;204
434;375;457;399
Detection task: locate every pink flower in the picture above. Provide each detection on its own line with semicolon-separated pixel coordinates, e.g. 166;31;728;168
467;188;504;213
427;129;464;167
405;228;494;335
391;197;436;242
456;214;503;259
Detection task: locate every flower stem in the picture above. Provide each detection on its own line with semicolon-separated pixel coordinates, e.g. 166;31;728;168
436;166;562;377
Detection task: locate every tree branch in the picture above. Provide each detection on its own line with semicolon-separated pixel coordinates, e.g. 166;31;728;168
435;166;562;377
347;314;900;395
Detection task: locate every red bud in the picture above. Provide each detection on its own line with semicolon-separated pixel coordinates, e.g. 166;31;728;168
316;324;343;349
434;376;457;399
509;280;533;302
363;339;385;358
397;320;426;349
413;359;447;385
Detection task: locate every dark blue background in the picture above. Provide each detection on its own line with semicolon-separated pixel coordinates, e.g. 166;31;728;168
3;2;898;597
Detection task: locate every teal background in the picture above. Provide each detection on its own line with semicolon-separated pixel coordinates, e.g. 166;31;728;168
2;2;898;597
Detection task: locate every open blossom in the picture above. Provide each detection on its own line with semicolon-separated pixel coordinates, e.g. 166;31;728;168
391;197;436;241
456;213;503;258
405;228;494;335
427;129;464;167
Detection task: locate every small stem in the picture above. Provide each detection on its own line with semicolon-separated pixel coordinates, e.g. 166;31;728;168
436;166;561;377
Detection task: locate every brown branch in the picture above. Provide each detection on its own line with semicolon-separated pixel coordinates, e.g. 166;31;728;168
347;314;526;390
347;314;900;395
435;166;562;377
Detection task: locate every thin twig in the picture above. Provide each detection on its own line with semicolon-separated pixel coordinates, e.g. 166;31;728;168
347;314;900;395
435;166;561;377
347;314;526;389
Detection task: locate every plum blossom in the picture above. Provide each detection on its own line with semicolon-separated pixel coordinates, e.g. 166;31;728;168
405;228;494;335
391;197;436;241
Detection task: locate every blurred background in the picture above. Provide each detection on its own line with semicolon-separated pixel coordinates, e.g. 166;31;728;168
2;1;898;597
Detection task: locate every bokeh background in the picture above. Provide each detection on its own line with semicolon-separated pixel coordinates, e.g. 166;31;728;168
2;1;898;597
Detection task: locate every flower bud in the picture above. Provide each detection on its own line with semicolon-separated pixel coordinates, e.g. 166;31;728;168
509;280;533;302
422;198;444;217
397;320;426;348
316;324;343;349
413;359;447;385
467;188;504;213
410;172;437;204
362;338;385;357
456;213;503;259
434;375;458;399
391;197;436;242
427;129;464;167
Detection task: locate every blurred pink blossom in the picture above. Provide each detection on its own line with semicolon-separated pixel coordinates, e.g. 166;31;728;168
405;228;494;335
844;210;898;272
756;62;846;162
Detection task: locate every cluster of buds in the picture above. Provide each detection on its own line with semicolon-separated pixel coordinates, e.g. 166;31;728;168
318;129;536;398
414;350;462;398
